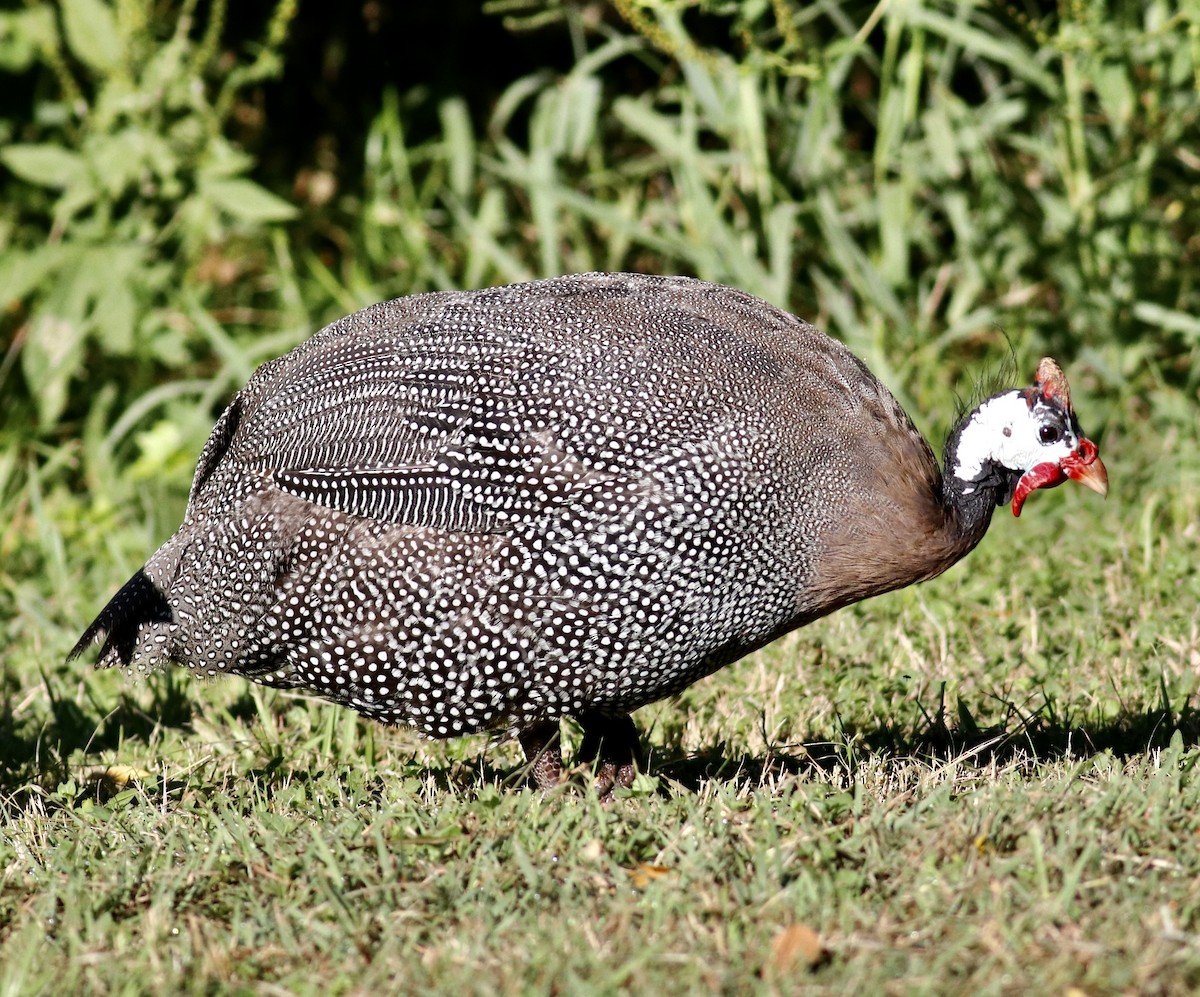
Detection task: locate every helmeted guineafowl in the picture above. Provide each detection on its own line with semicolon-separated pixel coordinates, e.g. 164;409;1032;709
71;273;1107;794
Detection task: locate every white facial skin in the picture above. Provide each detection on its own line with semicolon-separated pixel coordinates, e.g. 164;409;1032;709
952;391;1079;492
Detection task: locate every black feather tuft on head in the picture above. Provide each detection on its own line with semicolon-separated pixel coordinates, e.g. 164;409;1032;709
951;334;1021;425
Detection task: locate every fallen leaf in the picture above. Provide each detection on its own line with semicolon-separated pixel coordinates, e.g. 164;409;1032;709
91;765;152;787
627;863;670;889
766;923;828;973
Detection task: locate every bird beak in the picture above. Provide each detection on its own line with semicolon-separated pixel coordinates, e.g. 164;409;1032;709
1062;437;1109;498
1010;436;1108;518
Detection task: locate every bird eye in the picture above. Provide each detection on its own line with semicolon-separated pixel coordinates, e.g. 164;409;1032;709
1039;424;1062;444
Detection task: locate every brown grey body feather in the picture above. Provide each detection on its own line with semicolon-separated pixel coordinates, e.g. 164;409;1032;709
74;272;1072;788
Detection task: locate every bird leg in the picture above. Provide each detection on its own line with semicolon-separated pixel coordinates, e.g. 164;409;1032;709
518;714;645;798
517;720;565;790
576;712;644;800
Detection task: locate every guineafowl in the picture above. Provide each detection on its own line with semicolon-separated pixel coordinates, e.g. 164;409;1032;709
71;273;1108;794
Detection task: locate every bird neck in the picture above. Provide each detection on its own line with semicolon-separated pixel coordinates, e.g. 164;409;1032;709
938;401;1023;549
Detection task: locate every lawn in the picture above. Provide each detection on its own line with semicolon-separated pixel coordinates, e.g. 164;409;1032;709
2;2;1199;994
3;414;1199;995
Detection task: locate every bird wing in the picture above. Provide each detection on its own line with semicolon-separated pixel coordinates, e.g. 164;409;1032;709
203;331;617;534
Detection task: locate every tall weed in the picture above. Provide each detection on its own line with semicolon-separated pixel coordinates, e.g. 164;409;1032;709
320;0;1198;436
0;0;1195;565
0;0;298;452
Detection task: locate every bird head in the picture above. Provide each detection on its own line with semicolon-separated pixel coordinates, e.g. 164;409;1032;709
950;357;1109;517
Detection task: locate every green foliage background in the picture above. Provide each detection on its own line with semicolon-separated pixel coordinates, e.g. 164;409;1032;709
3;1;1197;469
2;2;1200;993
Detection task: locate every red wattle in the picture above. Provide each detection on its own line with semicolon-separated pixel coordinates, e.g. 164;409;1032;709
1011;462;1068;517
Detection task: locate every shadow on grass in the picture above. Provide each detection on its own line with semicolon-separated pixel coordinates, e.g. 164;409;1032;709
5;681;1198;806
0;669;232;801
655;690;1200;792
409;691;1200;797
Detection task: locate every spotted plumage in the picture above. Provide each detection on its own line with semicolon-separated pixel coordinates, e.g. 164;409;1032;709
71;273;1107;793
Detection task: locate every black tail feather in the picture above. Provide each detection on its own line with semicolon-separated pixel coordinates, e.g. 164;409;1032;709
67;568;174;667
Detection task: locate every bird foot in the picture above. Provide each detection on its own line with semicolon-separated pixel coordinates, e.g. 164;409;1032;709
517;720;566;791
517;713;643;801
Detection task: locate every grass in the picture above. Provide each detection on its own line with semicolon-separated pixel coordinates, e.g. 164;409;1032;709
4;412;1200;995
3;0;1200;993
